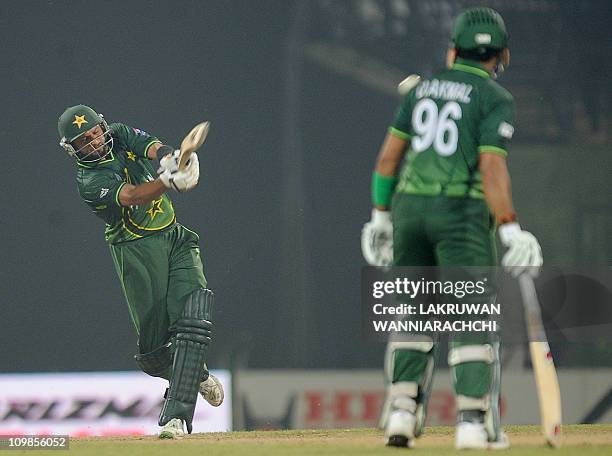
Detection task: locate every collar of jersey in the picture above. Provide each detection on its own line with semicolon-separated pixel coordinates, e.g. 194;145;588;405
452;59;491;79
76;150;116;169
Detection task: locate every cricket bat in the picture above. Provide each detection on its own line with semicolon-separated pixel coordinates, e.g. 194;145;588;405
178;121;210;171
518;273;562;448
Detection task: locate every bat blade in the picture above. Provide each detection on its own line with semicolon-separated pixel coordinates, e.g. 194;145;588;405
519;274;562;448
529;341;562;447
178;121;210;170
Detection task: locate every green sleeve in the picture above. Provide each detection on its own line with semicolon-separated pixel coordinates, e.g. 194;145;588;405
478;92;515;156
111;123;162;159
78;170;126;215
389;95;413;140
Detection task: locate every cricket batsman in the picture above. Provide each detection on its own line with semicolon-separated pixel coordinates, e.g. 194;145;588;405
57;105;224;439
361;7;543;449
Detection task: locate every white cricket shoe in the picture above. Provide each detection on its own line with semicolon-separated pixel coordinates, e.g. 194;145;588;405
455;422;510;450
456;422;488;449
159;418;185;439
489;432;511;450
199;373;224;407
385;397;417;448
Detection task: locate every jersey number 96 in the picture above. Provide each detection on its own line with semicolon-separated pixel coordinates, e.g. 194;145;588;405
411;99;462;157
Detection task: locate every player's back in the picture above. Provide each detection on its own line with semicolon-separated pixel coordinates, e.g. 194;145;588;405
392;59;514;199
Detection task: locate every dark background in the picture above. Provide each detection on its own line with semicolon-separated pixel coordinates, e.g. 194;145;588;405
1;0;611;373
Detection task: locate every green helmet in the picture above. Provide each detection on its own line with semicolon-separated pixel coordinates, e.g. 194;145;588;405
451;7;508;52
58;104;113;162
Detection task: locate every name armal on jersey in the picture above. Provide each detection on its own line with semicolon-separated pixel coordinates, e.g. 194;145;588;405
416;79;473;103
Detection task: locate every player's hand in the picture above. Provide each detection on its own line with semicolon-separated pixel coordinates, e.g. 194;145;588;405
361;209;393;266
499;222;543;277
157;149;181;175
159;153;199;192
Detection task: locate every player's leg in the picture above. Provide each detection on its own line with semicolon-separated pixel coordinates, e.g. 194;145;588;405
158;287;214;434
110;233;191;439
161;225;223;428
433;197;508;449
166;225;223;406
165;224;208;326
448;336;507;449
110;235;192;438
392;194;436;267
109;237;173;375
381;194;438;447
381;336;438;447
134;342;172;380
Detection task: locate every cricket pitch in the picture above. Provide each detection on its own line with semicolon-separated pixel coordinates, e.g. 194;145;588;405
29;424;612;455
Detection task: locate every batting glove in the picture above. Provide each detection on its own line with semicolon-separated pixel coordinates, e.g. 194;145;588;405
499;222;543;277
157;149;181;175
159;153;199;192
361;209;393;266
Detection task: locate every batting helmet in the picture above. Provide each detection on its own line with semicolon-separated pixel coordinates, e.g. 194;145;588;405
58;104;113;162
451;7;508;53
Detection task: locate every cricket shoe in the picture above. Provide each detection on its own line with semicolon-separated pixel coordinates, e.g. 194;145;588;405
159;418;185;439
385;397;417;448
455;422;510;450
199;373;224;407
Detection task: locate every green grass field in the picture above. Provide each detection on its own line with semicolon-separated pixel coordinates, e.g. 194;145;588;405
18;424;612;455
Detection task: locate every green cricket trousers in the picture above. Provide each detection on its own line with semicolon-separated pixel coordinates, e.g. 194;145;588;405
109;224;207;355
390;193;499;407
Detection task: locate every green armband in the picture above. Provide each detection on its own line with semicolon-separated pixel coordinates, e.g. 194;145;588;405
371;171;397;207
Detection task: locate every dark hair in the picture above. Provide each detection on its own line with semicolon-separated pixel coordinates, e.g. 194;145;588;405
457;47;503;62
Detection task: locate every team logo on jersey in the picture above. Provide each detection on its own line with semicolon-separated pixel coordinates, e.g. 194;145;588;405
132;128;148;136
146;197;164;220
73;115;88;128
498;122;514;139
475;33;492;45
127;151;137;161
99;188;110;198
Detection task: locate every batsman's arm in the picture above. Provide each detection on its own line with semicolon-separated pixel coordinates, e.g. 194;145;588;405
147;142;174;160
116;135;173;206
372;132;408;210
118;180;167;207
479;152;517;225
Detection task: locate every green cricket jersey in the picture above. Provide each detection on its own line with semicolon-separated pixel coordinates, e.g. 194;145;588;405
390;58;515;199
76;123;176;243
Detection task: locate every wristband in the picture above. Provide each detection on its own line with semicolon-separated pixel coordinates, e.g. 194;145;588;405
372;171;397;208
156;145;175;161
